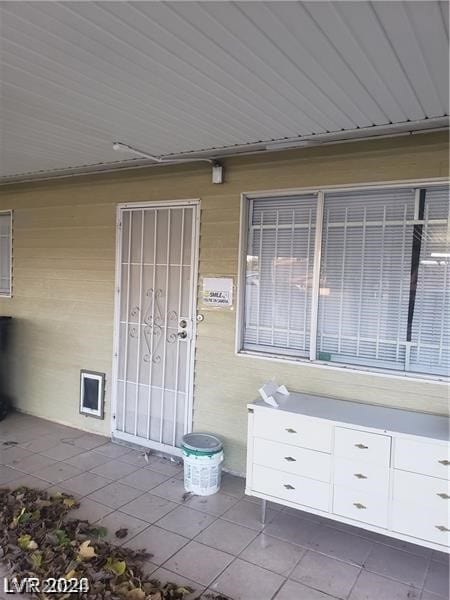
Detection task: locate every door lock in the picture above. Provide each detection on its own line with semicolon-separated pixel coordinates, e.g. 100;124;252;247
179;319;188;329
177;331;188;339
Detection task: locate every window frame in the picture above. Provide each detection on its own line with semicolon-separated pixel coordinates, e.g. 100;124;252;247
236;178;449;383
0;210;12;298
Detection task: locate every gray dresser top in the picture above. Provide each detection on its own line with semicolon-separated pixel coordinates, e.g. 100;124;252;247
249;392;450;442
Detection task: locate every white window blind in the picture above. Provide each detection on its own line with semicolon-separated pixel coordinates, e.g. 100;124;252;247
0;212;12;296
243;195;317;357
410;186;449;376
241;183;449;379
317;189;416;371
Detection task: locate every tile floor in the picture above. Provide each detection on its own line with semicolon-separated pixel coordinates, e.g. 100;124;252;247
0;412;449;600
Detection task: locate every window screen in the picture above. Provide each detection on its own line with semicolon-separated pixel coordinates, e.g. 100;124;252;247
241;184;449;378
243;194;317;357
317;189;415;370
0;213;11;296
409;186;449;376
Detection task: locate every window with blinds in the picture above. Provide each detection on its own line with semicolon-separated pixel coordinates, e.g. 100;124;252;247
0;212;12;297
243;194;317;358
241;184;449;378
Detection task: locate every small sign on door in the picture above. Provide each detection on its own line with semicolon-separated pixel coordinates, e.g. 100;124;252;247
201;277;234;308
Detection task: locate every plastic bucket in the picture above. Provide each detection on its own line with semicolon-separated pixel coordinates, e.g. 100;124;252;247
182;433;223;496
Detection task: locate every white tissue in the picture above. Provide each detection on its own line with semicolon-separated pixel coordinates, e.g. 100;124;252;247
258;381;290;408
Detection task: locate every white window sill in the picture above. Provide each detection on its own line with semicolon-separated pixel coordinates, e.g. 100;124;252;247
236;349;449;385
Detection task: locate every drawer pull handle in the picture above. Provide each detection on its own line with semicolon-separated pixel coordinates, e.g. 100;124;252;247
437;493;450;500
285;428;297;434
355;443;368;450
353;502;366;510
435;525;450;532
284;484;295;490
354;473;368;479
284;456;296;462
438;460;450;466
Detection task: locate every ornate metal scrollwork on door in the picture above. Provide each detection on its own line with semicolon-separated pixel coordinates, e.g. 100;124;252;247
129;288;179;364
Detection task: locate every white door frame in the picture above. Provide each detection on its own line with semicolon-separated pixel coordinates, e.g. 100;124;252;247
110;199;200;456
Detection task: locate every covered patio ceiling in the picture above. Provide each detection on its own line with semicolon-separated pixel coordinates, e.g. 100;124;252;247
1;1;449;182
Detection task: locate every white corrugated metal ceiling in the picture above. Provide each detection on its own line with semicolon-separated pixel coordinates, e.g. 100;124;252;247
1;1;449;180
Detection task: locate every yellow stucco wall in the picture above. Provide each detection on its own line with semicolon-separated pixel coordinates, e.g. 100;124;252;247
1;132;449;473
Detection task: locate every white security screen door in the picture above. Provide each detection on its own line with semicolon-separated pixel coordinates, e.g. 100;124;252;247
113;202;198;454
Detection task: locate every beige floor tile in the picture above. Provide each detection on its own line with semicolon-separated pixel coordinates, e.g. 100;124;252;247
65;450;111;471
424;560;450;598
156;505;215;538
150;477;188;503
222;499;276;531
220;474;246;498
210;558;284;600
118;467;169;491
95;510;149;545
126;524;189;565
93;442;136;458
240;533;306;576
0;465;22;485
309;526;373;566
39;443;85;461
142;455;183;477
62;472;112;496
290;549;360;597
89;459;140;480
275;579;337;600
33;462;82;484
87;481;144;509
264;512;321;547
7;473;50;490
120;492;177;523
1;446;33;466
349;571;421;600
195;518;258;555
164;540;234;587
365;543;429;588
71;433;108;450
9;453;56;475
150;567;205;600
186;491;239;516
65;497;113;523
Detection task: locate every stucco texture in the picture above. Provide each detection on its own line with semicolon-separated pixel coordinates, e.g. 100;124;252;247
1;132;449;473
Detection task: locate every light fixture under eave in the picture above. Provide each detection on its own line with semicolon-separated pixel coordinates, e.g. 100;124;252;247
112;141;223;184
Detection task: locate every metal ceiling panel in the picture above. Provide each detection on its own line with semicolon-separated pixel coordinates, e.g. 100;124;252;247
1;1;448;179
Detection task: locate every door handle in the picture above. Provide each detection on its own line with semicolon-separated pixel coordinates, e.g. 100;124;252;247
438;459;450;466
435;525;450;532
285;428;297;434
353;502;366;509
284;484;295;490
354;443;369;450
284;456;296;462
437;493;450;499
354;473;368;479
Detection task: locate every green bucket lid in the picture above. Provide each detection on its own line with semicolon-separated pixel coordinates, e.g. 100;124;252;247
182;433;222;453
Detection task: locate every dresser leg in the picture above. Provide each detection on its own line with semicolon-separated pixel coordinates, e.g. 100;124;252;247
261;499;267;524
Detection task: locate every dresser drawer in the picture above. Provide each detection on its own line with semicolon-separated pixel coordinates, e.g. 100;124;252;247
333;485;388;528
393;469;450;517
252;464;330;511
392;501;450;547
334;457;389;495
334;427;391;466
253;409;332;453
253;438;331;482
394;438;450;480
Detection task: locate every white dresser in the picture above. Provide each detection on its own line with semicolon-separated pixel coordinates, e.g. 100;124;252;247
246;392;450;552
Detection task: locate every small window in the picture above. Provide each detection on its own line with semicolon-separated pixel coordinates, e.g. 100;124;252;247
0;212;12;297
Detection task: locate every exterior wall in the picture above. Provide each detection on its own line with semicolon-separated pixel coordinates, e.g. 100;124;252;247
0;132;448;473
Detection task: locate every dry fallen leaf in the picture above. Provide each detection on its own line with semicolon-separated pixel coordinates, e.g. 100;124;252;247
77;540;97;560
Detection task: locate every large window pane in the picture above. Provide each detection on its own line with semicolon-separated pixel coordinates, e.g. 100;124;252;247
410;186;449;376
317;189;416;371
243;195;317;357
